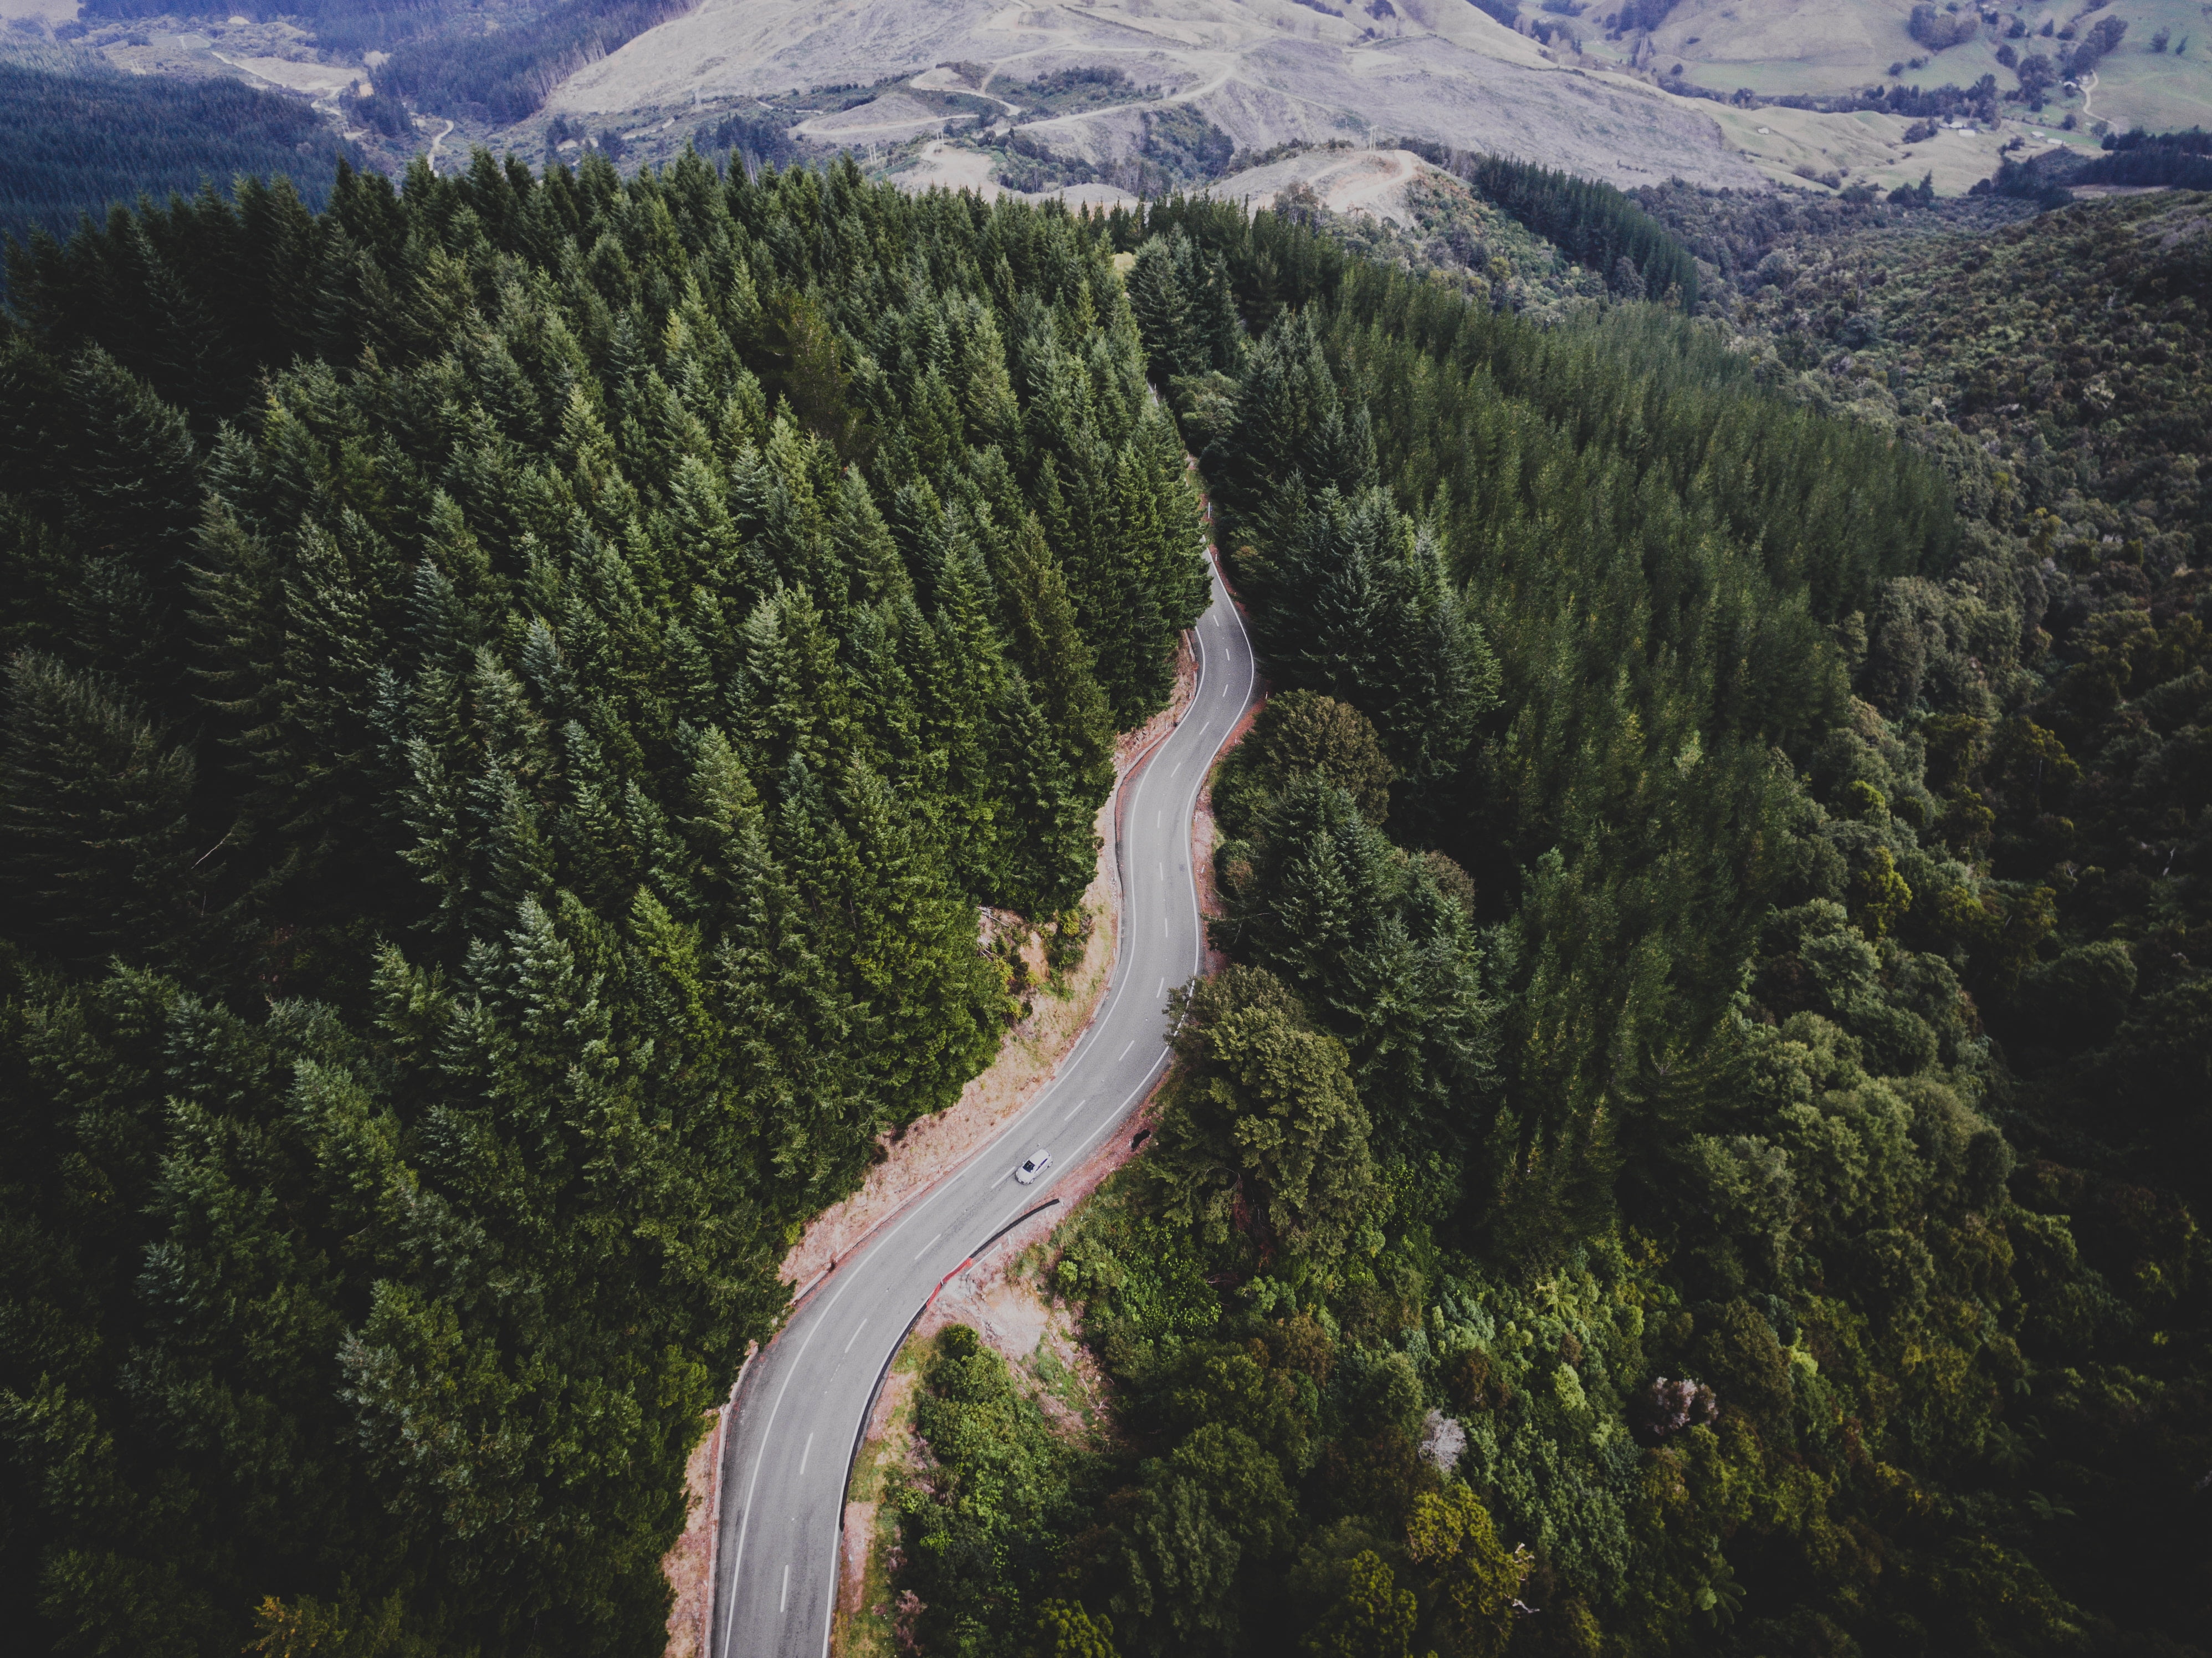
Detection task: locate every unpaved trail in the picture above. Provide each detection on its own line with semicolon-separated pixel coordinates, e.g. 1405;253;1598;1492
1198;146;1428;226
1318;146;1417;218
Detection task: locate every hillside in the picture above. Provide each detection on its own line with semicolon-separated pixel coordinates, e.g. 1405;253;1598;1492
1615;0;2212;134
541;0;1763;191
1658;183;2212;1179
865;177;2212;1658
10;1;2198;213
0;46;359;251
0;8;2208;1658
847;162;2212;1658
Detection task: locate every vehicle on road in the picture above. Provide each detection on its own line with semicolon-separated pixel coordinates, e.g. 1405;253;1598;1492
1014;1149;1053;1185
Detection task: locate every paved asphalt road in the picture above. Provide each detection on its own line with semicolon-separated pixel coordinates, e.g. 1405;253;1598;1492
708;556;1257;1658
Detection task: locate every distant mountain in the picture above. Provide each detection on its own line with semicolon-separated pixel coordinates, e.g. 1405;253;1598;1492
542;0;1766;190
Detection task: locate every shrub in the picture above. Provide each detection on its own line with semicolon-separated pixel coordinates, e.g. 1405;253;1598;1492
1909;6;1980;53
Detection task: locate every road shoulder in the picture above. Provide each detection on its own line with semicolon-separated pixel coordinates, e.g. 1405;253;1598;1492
771;631;1199;1300
657;639;1198;1658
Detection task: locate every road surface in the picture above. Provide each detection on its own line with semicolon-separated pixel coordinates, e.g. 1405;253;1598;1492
708;556;1257;1658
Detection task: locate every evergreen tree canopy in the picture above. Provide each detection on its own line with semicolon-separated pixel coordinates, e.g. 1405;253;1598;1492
1154;190;1954;1234
0;147;1209;1658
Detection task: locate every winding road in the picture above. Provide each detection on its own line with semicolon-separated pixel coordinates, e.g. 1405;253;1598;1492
707;555;1257;1658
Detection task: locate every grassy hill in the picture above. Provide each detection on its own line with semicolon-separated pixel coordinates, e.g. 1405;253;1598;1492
1613;0;2212;136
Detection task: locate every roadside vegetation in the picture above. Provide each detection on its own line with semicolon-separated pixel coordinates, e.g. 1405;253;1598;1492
889;178;2211;1658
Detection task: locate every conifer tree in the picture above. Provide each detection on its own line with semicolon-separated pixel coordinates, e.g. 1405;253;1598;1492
0;145;1252;1655
1127;234;1199;381
1150;964;1380;1265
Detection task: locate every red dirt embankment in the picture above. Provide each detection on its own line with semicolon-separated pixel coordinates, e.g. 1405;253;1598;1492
830;590;1270;1654
774;632;1199;1300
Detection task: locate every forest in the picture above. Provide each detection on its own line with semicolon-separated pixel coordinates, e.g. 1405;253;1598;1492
0;57;356;254
1397;144;1701;310
1983;129;2212;199
885;190;2211;1657
72;0;691;121
0;119;2205;1658
0;149;1207;1656
78;0;452;54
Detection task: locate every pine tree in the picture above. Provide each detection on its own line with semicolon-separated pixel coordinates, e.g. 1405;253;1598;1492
1205;307;1373;558
1150;964;1380;1265
995;513;1114;801
1127;234;1198;381
992;668;1099;917
57;348;205;705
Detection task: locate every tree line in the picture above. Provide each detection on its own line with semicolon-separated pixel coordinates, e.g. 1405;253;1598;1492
378;0;698;127
1397;142;1702;309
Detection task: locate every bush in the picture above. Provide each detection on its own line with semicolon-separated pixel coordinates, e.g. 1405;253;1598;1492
1909;5;1979;54
1212;689;1395;838
2066;14;2128;76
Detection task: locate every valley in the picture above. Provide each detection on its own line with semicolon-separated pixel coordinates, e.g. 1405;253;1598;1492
1;7;2208;1658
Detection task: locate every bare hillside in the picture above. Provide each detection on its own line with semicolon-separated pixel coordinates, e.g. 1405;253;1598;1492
1200;145;1427;223
547;0;1766;190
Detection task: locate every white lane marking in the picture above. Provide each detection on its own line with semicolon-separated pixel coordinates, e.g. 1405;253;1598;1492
736;1058;1026;1651
799;1432;814;1475
1118;1040;1134;1060
1061;1048;1175;1173
723;1256;848;1657
818;1516;839;1658
842;1319;868;1355
781;1564;790;1613
731;905;1128;1654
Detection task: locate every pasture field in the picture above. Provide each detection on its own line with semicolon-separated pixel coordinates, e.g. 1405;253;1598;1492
1578;0;2212;137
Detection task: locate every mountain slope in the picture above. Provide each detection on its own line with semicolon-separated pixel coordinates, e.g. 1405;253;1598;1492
547;0;1766;190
